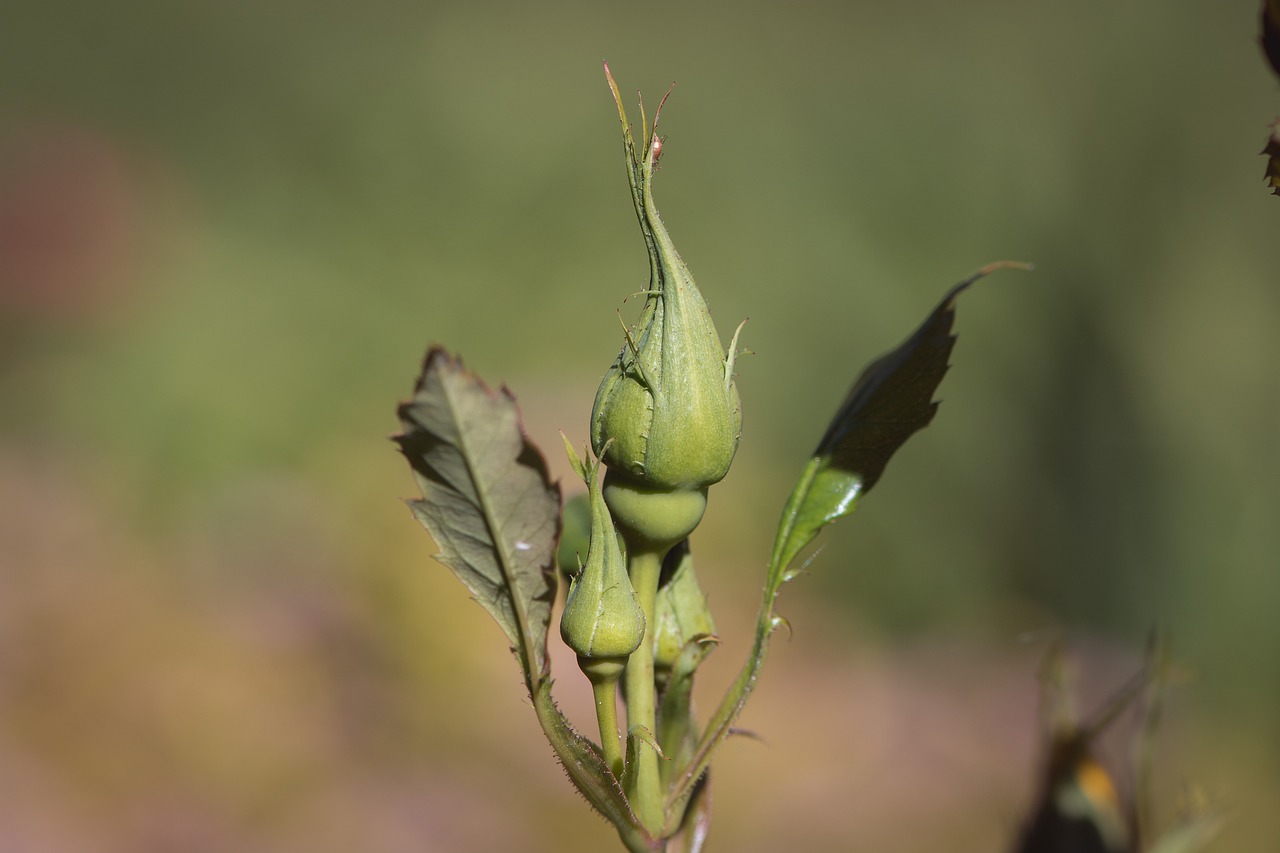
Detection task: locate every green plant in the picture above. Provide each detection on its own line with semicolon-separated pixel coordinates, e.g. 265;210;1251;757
394;64;1030;852
1014;637;1224;853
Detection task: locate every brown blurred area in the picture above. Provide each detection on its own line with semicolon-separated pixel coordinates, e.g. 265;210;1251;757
1;1;1277;850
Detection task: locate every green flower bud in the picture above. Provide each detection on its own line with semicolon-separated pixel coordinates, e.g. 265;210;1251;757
559;445;646;673
591;69;743;497
652;540;716;682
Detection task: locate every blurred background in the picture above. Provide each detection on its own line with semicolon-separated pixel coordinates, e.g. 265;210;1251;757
1;1;1276;850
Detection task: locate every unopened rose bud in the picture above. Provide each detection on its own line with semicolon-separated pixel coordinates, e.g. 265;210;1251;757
591;73;742;497
590;71;743;554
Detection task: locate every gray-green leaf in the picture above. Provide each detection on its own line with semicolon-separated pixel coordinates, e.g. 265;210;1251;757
395;347;560;686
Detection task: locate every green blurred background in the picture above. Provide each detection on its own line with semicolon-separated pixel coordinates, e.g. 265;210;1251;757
1;1;1276;850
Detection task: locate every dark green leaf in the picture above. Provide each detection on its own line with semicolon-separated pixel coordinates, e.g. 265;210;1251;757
1262;0;1280;79
395;347;560;685
817;282;963;490
773;260;1029;577
669;261;1027;809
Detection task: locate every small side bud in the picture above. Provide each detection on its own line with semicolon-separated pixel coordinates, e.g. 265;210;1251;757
560;445;646;669
652;540;716;686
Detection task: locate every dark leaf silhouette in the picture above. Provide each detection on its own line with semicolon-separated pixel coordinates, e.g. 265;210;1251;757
772;259;1030;578
1259;2;1279;197
817;271;974;492
670;261;1027;811
1262;0;1280;79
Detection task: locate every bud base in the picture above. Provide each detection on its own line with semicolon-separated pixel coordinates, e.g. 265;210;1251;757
602;473;708;555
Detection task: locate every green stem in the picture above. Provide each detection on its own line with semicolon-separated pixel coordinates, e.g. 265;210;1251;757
624;546;665;834
592;675;624;778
